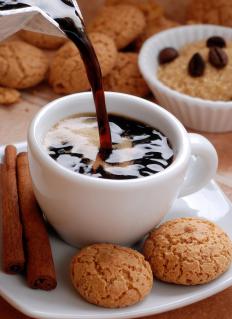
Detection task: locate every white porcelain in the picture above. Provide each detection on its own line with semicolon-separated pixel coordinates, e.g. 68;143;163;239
0;0;83;42
139;25;232;132
0;142;231;319
27;92;218;247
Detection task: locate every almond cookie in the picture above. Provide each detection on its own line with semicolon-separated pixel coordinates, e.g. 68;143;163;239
143;218;232;285
0;87;20;105
104;52;150;97
88;5;146;49
0;41;48;89
19;30;66;50
49;32;117;94
187;0;232;27
71;243;153;308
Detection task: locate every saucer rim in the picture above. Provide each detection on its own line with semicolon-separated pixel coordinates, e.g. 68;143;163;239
0;141;231;319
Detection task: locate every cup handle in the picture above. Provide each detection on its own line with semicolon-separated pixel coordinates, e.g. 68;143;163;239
179;133;218;198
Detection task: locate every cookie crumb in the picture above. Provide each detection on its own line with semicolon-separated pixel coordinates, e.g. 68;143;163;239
0;87;20;105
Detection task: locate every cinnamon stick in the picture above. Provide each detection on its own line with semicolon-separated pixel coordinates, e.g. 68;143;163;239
17;152;57;290
1;145;25;274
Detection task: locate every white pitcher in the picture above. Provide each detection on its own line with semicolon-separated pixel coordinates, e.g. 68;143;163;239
0;0;84;41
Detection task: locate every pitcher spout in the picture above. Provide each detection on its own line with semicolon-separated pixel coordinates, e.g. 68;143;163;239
0;0;83;41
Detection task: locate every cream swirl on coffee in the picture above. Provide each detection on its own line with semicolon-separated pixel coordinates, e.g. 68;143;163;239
43;114;174;180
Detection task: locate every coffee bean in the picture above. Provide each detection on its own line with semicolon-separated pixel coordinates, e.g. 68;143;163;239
208;47;228;69
188;53;205;77
206;36;226;48
158;47;179;64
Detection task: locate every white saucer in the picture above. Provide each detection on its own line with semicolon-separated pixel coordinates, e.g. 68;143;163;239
0;142;232;319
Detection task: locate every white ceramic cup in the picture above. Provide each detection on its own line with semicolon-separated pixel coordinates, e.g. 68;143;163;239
28;92;218;247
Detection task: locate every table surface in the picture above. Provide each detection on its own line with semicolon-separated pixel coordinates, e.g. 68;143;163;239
0;84;232;319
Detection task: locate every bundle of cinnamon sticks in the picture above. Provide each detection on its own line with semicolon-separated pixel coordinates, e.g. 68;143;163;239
1;145;57;291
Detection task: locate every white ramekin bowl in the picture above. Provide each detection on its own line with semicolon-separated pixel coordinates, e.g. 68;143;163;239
139;25;232;133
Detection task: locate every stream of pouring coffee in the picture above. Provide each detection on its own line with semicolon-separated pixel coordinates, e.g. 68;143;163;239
0;0;112;154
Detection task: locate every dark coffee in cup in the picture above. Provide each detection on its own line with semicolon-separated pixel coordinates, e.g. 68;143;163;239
43;113;174;180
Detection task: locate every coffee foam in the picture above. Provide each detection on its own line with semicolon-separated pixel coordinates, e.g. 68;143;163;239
43;115;133;167
43;114;174;179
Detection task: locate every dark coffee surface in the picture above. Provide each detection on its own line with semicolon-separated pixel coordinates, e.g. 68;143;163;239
44;114;174;180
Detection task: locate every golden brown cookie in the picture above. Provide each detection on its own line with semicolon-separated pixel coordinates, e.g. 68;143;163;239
135;17;179;50
49;33;117;94
0;87;20;105
105;0;163;23
143;218;232;285
187;0;232;27
0;41;48;89
71;243;153;308
88;5;146;49
18;30;67;50
104;52;150;97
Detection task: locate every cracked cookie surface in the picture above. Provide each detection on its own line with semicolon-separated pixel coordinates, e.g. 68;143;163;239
0;41;48;89
143;217;232;285
71;243;153;308
49;32;117;94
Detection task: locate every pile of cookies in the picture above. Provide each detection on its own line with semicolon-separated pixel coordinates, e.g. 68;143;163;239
70;217;232;308
1;0;232;106
0;0;179;105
